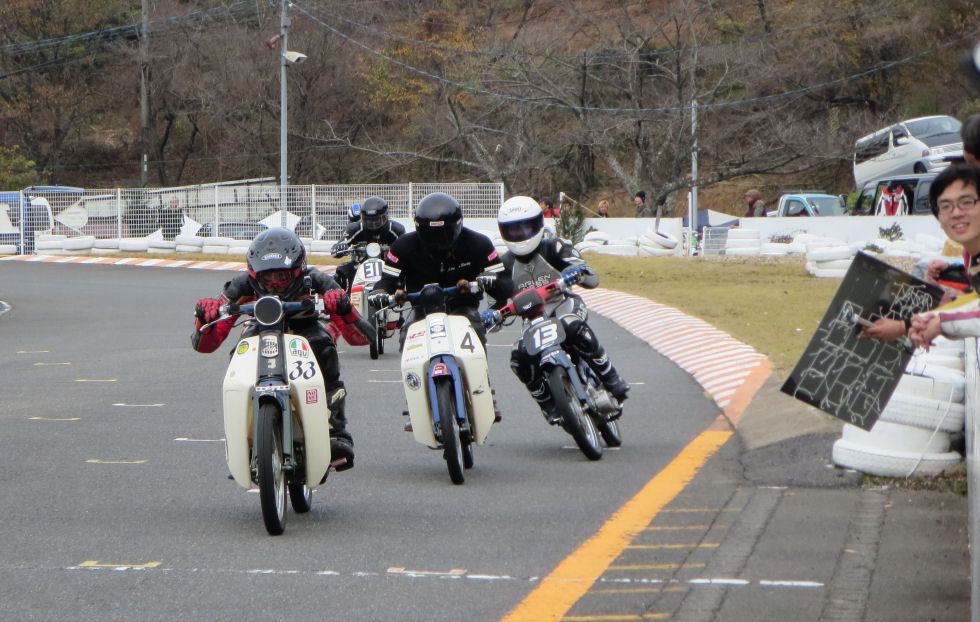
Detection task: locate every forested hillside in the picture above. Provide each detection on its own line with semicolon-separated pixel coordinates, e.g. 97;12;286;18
1;0;978;215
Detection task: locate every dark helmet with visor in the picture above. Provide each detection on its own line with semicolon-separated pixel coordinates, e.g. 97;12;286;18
414;192;463;253
360;196;389;231
246;227;307;298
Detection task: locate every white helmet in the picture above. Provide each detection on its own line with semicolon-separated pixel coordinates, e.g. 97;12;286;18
497;196;545;256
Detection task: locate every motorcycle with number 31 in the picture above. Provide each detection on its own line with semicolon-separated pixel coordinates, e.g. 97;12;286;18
333;241;398;359
198;283;351;535
484;268;622;460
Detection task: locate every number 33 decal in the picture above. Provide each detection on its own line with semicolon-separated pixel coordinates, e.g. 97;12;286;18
289;360;317;380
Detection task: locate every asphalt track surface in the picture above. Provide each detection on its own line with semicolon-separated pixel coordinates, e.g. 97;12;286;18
0;259;969;622
0;261;724;621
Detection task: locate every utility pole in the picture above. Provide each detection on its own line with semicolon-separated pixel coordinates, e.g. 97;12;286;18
690;99;698;256
139;0;149;186
279;0;289;225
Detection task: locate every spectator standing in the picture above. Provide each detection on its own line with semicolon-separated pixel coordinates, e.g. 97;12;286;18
634;191;655;217
161;197;183;241
596;200;610;217
560;197;574;216
961;114;980;164
540;199;560;218
742;189;766;217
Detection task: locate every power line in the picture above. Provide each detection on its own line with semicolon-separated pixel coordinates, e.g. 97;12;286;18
292;2;978;115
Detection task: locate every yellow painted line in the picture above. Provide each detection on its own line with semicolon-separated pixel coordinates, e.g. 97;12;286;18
76;378;117;382
500;427;733;622
30;416;80;421
625;543;719;550
608;563;706;570
78;560;161;569
85;459;148;464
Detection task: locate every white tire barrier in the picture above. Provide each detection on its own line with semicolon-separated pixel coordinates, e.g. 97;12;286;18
63;236;96;251
725;238;762;249
812;258;852;271
200;245;229;255
725;246;761;256
878;392;965;433
806;246;854;262
117;238;149;252
595;244;640;257
832;438;961;478
93;238;119;249
174;234;204;249
727;228;760;240
895;372;965;404
639;229;678;249
0;244;17;254
760;243;789;255
638;244;677;257
583;230;611;243
841;421;951;454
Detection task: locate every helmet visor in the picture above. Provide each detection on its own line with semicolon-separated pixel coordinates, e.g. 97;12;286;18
500;214;544;243
362;213;387;229
258;268;299;294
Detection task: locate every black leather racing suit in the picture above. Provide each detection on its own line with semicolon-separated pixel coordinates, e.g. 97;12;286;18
370;228;507;349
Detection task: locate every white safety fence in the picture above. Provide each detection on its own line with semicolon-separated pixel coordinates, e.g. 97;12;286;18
0;181;504;254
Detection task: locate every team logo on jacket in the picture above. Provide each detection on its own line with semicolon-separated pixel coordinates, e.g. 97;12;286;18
261;335;278;357
487;249;499;261
386;250;399;264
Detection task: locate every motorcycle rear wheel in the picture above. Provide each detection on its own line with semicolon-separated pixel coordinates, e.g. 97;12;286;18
257;402;287;535
548;367;602;460
436;379;465;484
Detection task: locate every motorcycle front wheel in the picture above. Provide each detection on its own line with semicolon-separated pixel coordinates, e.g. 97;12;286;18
436;379;465;484
547;366;602;461
369;304;382;359
257;402;287;535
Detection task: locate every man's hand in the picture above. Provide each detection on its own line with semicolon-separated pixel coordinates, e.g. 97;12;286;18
323;290;352;316
476;275;497;291
924;259;950;286
857;318;908;342
909;313;942;351
368;293;391;309
195;298;222;323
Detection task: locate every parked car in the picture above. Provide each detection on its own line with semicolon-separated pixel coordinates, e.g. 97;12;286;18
852;115;962;189
853;172;937;216
767;191;847;217
195;222;268;240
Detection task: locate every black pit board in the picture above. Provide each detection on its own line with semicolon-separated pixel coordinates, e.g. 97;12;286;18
781;251;943;430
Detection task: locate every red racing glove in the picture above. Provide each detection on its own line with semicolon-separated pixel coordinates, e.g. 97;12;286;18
195;298;222;324
323;290;359;324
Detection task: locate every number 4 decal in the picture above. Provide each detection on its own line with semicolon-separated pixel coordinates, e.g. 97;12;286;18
460;331;475;353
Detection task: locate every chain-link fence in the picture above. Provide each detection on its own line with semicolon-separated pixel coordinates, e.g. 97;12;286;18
0;181;504;253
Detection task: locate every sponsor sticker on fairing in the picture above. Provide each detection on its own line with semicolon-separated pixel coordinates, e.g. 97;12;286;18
289;338;309;358
306;389;318;404
236;341;249;355
405;372;422;391
261;336;279;357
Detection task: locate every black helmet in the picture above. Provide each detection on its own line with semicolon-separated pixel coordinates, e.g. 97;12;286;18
246;227;307;297
360;196;389;231
414;192;462;253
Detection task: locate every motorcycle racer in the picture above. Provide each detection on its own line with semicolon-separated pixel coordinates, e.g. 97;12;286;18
495;196;630;422
332;196;406;291
191;227;374;465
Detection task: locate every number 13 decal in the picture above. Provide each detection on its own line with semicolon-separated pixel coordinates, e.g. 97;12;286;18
533;324;559;350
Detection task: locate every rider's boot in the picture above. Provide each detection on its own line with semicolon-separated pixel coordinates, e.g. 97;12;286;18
530;381;561;425
327;382;354;472
599;368;631;402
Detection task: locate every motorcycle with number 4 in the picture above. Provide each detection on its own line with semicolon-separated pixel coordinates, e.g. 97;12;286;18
333;241;398;359
484;268;622;460
198;282;351;535
376;281;497;485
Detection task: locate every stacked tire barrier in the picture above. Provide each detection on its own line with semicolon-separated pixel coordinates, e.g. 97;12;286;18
573;227;680;257
832;337;966;477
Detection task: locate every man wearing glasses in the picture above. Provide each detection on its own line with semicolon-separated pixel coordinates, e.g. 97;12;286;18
909;163;980;347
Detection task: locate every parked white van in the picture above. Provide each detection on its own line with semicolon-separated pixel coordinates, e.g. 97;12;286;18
852;115;962;189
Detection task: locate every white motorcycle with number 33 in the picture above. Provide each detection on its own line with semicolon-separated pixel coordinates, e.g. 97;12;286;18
202;290;348;535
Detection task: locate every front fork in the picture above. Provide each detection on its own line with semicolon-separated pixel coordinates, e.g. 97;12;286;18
541;347;591;407
426;355;470;443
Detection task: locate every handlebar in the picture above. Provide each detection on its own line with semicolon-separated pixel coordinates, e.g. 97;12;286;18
484;278;569;327
198;295;324;333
